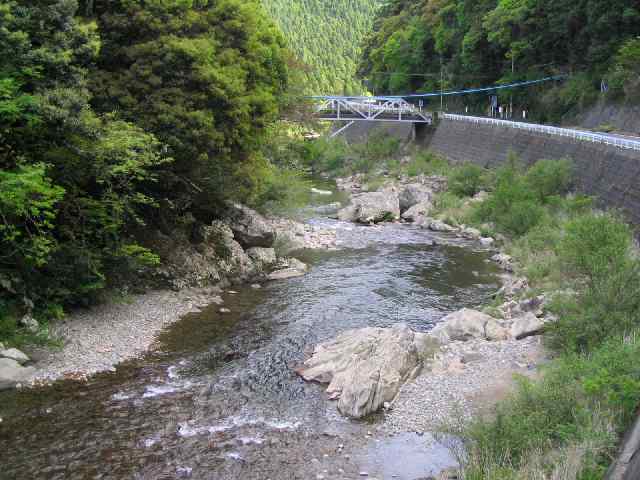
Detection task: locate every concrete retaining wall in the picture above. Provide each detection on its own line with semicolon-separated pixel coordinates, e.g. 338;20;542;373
424;119;640;225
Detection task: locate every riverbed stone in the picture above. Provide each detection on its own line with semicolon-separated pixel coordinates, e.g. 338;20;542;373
246;247;277;269
20;313;39;333
511;312;545;340
0;348;30;365
0;358;35;390
401;201;433;223
399;184;433;212
224;202;275;248
338;188;400;224
296;323;435;418
491;253;513;272
428;220;456;232
267;258;309;281
429;308;501;343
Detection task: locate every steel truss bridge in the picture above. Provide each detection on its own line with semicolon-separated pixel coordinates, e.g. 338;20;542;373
311;75;567;136
314;97;433;136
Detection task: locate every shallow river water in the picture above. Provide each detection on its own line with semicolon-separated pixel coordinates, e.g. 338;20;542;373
0;195;501;480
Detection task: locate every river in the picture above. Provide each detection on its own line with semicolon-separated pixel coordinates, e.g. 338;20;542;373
0;188;500;480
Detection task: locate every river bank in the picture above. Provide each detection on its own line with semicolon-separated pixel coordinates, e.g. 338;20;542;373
6;205;340;388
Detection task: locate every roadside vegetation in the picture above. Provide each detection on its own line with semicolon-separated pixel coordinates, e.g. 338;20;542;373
425;156;640;479
302;136;640;477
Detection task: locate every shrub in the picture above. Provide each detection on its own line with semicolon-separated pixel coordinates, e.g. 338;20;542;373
525;158;573;203
546;213;640;353
450;163;486;197
462;335;640;477
405;151;449;177
558;212;632;279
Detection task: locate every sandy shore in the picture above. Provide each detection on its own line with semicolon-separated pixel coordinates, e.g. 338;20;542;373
26;287;224;384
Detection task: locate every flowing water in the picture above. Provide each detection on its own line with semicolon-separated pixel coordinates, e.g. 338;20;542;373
0;188;500;480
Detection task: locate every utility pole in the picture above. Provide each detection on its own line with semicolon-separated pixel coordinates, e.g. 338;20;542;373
510;54;514;119
440;57;444;111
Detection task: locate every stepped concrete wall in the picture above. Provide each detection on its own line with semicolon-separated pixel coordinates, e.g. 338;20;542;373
423;119;640;225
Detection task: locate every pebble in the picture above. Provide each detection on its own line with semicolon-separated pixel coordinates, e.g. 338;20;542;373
219;308;231;314
384;336;542;434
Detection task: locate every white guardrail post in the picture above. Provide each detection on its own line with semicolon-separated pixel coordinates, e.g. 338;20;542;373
439;113;640;152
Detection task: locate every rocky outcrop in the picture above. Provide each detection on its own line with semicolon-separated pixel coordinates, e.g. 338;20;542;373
337;188;401;224
430;308;507;343
224;202;275;248
296;323;437;418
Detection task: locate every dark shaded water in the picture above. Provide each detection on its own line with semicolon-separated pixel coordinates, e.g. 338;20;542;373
0;201;500;480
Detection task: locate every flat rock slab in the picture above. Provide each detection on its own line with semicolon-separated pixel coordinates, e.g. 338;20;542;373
0;358;35;390
296;323;437;419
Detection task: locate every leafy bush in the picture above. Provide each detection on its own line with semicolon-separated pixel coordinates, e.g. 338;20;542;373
463;334;640;477
474;158;572;236
548;214;640;351
449;163;487;197
525;158;573;204
558;212;632;279
406;152;449;177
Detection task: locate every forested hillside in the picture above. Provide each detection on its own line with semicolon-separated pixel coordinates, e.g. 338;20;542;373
0;0;289;339
262;0;381;94
359;0;640;121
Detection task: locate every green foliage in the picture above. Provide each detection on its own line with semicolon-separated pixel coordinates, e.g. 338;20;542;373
463;334;640;477
0;164;65;268
547;213;640;353
449;162;486;197
262;0;382;94
406;151;449;177
607;37;640;102
0;0;291;342
473;158;570;235
524;158;572;203
359;0;640;115
92;0;289;216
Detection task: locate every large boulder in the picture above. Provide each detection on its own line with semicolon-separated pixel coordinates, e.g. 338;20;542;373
296;323;436;418
401;201;433;223
337;188;401;224
225;202;275;248
399;184;433;212
0;348;30;365
0;358;35;390
430;308;503;343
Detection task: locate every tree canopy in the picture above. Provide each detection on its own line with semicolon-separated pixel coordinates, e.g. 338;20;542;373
262;0;382;95
358;0;640;118
0;0;289;326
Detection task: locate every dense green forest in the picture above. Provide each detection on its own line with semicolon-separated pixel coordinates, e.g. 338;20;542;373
359;0;640;121
0;0;291;340
262;0;381;94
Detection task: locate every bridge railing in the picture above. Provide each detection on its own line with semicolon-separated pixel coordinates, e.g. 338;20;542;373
441;113;640;152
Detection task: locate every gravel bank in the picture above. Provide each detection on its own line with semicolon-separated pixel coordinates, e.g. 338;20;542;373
384;336;545;434
26;287;223;384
